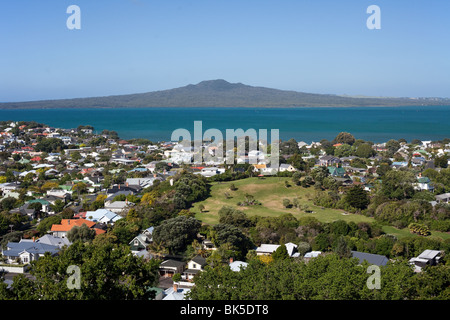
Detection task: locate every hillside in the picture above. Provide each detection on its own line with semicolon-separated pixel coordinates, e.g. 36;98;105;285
1;79;450;109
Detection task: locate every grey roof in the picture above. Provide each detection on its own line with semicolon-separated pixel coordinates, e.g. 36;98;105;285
183;268;201;275
159;259;185;268
191;255;207;266
3;239;60;257
35;235;71;248
135;250;154;260
351;251;388;266
229;261;248;272
417;249;441;260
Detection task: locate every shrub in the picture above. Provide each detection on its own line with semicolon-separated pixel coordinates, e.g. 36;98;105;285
408;223;430;236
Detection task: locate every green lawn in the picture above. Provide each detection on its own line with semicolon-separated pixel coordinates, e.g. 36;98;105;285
193;177;373;225
192;176;450;241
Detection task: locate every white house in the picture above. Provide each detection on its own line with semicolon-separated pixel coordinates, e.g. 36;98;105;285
255;242;298;257
1;239;60;264
84;208;123;224
197;167;225;178
182;255;207;281
104;200;134;214
279;164;296;172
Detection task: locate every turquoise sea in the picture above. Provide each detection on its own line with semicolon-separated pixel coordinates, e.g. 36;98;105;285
0;106;449;143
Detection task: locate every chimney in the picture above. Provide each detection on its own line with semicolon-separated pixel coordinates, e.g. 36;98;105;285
173;283;178;292
229;257;234;264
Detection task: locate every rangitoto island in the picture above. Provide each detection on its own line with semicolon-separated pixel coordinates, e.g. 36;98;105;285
1;79;450;109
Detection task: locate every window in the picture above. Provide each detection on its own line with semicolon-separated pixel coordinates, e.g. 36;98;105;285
192;263;197;269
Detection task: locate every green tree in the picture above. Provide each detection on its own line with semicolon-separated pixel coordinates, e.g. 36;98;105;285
272;244;289;261
334;236;352;258
355;143;376;158
67;224;97;243
152;216;201;254
333;132;356;145
344;185;370;210
381;170;416;200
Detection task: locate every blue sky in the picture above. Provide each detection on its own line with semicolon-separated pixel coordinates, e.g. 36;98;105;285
1;0;449;102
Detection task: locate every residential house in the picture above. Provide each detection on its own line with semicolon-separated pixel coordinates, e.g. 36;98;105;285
229;259;248;272
414;176;434;192
255;242;298;257
50;219;106;238
391;161;408;169
35;234;71;248
159;259;185;278
129;227;154;253
1;239;60;264
182;255;207;281
255;244;281;256
435;193;450;204
279;164;296;172
82;208;123;224
303;251;322;260
27;199;51;213
126;177;161;189
197;167;225;177
248;150;265;163
162;283;190;300
327;166;346;177
104;200;134;214
409;249;442;272
201;239;217;251
319;155;341;167
46;188;72;201
351;251;389;266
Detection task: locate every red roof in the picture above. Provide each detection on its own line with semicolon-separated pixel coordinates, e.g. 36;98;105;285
50;219;105;235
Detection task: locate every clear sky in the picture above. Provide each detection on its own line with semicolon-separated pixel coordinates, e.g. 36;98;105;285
1;0;449;102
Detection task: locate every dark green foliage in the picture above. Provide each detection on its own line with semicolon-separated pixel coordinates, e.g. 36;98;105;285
334;236;352;258
37;215;62;235
355;143;376;158
173;172;209;209
333;132;356;145
210;223;252;259
67;224;96;243
344;185;370;210
34;138;65;153
272;244;289;261
152;216;201;254
218;206;251;228
381;170;416;200
188;253;449;300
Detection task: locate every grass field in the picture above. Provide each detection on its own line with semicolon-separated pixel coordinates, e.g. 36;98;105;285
192;177;450;241
192;177;373;225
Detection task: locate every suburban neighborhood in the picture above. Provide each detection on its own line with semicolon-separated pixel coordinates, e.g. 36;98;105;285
0;121;449;300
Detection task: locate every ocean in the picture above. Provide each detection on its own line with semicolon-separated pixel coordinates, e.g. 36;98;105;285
1;106;449;143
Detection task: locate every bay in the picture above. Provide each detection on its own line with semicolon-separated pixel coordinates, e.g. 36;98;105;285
0;106;449;143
